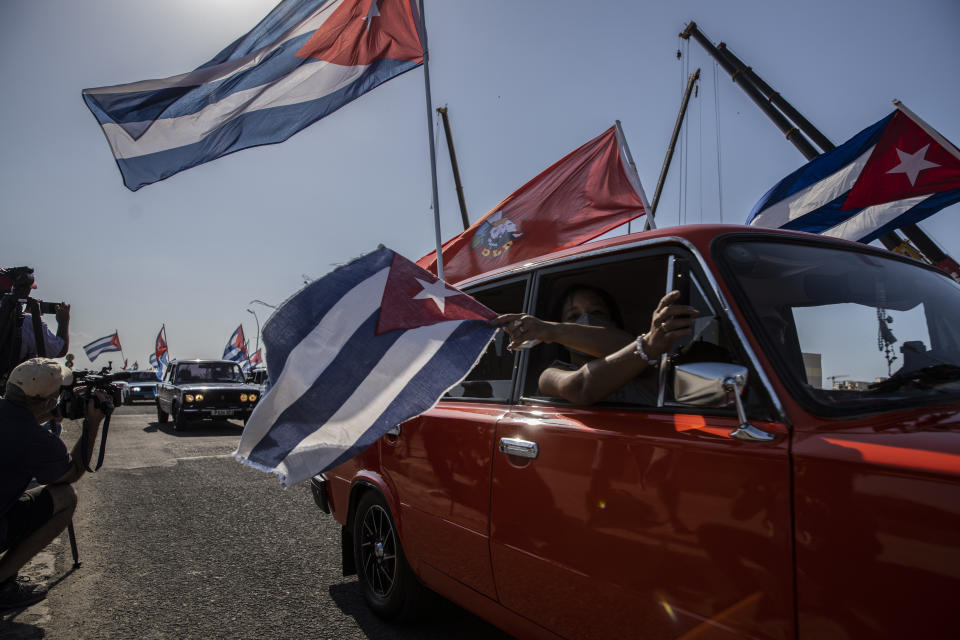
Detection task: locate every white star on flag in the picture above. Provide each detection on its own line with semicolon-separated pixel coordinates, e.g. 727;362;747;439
413;278;461;313
887;144;940;186
365;0;380;26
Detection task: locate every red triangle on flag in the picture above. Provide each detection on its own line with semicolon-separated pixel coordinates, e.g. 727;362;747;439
843;110;960;210
376;253;496;335
295;0;423;65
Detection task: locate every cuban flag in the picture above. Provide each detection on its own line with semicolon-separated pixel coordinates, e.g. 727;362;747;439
132;361;139;371
748;102;960;243
82;0;424;191
224;325;249;364
149;353;167;381
249;348;264;368
234;247;497;487
83;332;122;363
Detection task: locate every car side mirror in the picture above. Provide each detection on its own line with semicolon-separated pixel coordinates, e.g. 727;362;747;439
673;362;775;442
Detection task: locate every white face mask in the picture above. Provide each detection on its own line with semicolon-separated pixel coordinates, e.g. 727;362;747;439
573;312;615;329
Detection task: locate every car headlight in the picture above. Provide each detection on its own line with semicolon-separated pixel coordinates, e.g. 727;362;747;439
132;387;141;392
248;393;258;402
240;393;248;402
195;394;204;402
185;394;194;403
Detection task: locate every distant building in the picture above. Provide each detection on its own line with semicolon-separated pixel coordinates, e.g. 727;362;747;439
837;379;873;391
803;353;822;389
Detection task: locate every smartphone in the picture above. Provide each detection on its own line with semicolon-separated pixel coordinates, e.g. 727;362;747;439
671;257;692;315
39;300;59;314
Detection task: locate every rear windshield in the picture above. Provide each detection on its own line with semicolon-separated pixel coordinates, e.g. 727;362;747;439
719;239;960;415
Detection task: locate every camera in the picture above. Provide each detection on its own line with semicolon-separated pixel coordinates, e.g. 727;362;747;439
54;369;128;420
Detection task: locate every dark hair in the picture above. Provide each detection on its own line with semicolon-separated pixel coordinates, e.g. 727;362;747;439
551;284;624;329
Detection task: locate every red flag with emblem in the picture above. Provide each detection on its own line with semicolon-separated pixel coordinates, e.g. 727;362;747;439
417;125;650;284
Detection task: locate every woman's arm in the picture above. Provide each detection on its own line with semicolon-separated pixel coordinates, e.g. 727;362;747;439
538;291;698;405
490;313;634;357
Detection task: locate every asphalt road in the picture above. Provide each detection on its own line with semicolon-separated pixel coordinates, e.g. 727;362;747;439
1;403;514;639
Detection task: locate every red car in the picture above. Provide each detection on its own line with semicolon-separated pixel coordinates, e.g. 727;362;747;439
311;225;960;639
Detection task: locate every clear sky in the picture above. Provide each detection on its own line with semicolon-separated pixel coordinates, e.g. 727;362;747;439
2;0;958;370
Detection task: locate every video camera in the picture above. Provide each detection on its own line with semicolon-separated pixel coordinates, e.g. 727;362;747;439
54;368;129;420
0;266;60;314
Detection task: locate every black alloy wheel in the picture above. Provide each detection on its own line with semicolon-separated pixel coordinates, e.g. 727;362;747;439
353;491;424;621
156;401;169;423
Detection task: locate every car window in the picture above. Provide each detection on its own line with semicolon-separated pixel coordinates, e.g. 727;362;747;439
444;279;526;402
521;253;669;406
720;239;960;415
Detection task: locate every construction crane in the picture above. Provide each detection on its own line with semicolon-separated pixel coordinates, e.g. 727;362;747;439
827;374;849;389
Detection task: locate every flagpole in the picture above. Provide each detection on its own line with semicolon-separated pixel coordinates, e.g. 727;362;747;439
615;121;656;232
417;0;445;281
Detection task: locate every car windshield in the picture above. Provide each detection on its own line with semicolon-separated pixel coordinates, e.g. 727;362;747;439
176;363;246;384
721;239;960;414
129;372;158;382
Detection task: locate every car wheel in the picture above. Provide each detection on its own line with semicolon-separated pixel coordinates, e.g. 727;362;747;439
353;491;424;621
157;401;169;423
173;403;189;431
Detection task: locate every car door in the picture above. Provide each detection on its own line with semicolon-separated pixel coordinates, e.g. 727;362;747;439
380;277;528;600
488;248;795;639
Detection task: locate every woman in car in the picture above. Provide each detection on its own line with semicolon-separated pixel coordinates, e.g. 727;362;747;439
491;286;698;405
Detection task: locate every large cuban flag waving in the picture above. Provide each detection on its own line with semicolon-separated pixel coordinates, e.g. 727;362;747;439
82;0;424;191
748;102;960;244
234;247;497;487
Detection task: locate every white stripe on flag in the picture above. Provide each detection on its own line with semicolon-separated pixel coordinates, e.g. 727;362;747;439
235;266;390;458
821;194;932;241
82;0;344;96
102;61;370;159
274;319;464;485
750;147;874;229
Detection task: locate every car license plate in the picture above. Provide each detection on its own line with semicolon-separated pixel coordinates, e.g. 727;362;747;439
211;409;234;416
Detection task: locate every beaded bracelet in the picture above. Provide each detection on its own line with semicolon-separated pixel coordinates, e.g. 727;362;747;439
634;334;658;367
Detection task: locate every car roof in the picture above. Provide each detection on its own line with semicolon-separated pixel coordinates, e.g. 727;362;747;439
449;223;889;288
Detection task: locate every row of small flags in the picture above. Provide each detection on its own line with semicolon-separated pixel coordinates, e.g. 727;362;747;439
80;0;960;487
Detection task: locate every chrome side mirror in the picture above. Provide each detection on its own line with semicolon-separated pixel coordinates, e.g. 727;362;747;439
673;362;775;442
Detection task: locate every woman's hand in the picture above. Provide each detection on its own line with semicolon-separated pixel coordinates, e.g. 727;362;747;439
490;313;555;350
643;290;699;359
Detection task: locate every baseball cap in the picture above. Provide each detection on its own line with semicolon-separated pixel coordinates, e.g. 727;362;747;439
6;358;73;398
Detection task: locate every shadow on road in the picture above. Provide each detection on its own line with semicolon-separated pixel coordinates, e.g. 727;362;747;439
328;582;514;639
0;615;45;638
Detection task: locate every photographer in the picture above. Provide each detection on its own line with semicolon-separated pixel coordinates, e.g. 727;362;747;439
0;358;105;610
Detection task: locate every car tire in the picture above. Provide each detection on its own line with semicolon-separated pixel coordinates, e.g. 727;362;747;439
157;401;169;424
173;403;189;431
353;491;424;621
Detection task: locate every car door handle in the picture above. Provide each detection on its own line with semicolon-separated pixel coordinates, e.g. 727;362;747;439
498;437;539;460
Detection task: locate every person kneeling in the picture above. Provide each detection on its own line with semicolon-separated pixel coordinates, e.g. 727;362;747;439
0;358;105;611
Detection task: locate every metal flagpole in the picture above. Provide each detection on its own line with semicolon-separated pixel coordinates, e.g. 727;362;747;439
417;0;445;280
615;121;657;232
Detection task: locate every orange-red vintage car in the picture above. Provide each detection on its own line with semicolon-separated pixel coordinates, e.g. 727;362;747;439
311;225;960;639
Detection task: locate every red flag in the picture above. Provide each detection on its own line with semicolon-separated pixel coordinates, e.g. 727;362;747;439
249;349;263;366
417;126;648;284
